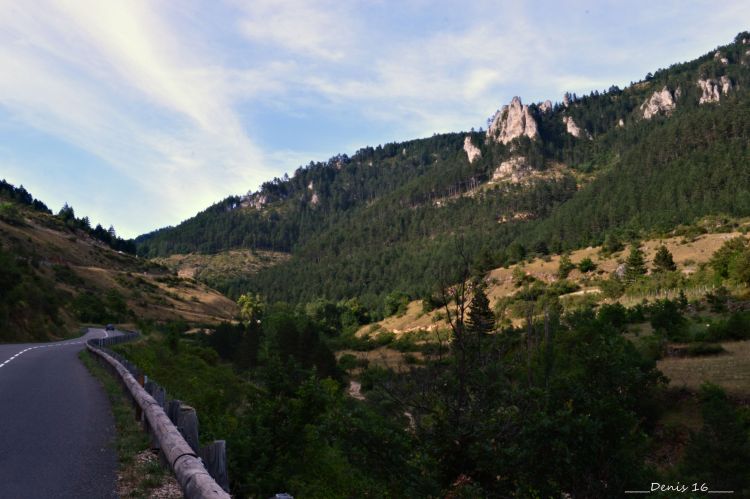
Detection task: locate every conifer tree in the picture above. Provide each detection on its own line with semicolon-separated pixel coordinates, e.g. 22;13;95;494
653;245;677;272
624;245;647;282
557;254;575;279
466;283;495;335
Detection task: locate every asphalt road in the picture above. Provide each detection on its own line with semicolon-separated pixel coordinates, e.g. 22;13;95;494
0;328;119;499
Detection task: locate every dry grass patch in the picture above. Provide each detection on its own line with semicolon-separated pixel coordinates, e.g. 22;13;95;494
363;232;749;336
658;340;750;397
154;249;289;280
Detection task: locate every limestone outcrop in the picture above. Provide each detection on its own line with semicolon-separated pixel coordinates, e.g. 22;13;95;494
641;87;676;119
563;116;589;139
242;193;268;210
463;136;482;163
539;100;553;113
698;76;732;104
487;97;539;145
491;156;533;184
307;181;320;206
714;51;729;66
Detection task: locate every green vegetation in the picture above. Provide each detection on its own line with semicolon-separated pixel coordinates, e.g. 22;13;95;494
135;34;750;318
653;245;677;273
0;244;66;341
79;350;175;498
56;202;136;254
680;384;750;496
625;245;648;283
113;276;750;497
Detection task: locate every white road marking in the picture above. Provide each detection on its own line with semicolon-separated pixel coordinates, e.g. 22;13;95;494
0;330;107;370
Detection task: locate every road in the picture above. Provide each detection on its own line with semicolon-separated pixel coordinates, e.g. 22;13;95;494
0;328;119;499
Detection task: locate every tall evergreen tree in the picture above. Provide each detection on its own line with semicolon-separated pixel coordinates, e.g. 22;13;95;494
466;283;495;335
624;245;647;282
653;245;677;272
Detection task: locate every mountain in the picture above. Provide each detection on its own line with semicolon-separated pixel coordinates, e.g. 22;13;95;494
136;32;750;317
0;182;237;342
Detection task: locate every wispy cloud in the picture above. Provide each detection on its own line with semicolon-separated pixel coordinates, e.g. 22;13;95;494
0;0;280;235
1;0;749;236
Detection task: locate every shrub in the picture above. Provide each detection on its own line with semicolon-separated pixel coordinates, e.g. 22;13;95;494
0;202;24;226
338;353;359;371
686;343;726;357
557;254;575;279
648;299;687;340
577;257;597;273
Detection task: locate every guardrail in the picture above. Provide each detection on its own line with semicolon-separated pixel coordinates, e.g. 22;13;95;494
87;332;230;499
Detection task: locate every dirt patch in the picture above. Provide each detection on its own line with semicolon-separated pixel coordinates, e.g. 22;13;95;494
118;450;182;499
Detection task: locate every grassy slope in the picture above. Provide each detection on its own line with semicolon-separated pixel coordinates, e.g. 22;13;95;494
361;228;748;335
354;227;750;397
152;249;289;297
0;204;237;342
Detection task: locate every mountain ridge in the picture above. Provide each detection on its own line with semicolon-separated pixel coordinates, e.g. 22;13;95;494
135;31;750;315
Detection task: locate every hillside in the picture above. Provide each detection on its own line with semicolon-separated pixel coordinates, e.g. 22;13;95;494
0;188;238;342
137;32;750;316
360;225;748;336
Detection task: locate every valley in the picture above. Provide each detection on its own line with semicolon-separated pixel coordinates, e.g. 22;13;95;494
3;29;750;499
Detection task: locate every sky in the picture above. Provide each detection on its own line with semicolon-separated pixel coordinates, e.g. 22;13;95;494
1;1;749;238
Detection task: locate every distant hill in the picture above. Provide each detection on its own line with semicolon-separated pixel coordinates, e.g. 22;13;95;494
136;32;750;315
0;185;237;342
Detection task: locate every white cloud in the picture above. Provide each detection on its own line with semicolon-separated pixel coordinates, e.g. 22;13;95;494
0;0;279;236
2;0;750;237
234;0;357;61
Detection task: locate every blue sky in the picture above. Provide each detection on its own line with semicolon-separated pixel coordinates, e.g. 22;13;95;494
1;1;749;238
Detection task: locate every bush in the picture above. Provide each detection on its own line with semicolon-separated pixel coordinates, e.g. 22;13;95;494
706;286;730;312
648;299;686;340
557;254;575;279
707;311;750;341
338;353;359;371
577;257;597;273
681;384;750;494
597;302;629;331
0;202;24;226
686;343;726;357
384;291;410;317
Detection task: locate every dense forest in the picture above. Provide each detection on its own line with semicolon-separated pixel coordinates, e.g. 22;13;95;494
135;33;750;317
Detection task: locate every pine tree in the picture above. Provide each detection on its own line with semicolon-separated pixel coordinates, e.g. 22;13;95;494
557;254;575;279
466;283;495;335
624;245;647;282
653;245;677;272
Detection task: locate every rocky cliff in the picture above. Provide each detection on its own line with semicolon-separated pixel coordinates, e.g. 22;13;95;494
641;86;677;119
487;97;539;144
563;116;589;139
463;136;482;163
698;76;732;104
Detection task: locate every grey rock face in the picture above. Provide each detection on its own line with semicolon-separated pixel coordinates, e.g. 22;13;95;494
463;136;482;163
641;87;676;119
698;76;732;104
487;97;539;145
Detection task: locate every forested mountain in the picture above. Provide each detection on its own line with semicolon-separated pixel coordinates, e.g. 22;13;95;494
137;32;750;314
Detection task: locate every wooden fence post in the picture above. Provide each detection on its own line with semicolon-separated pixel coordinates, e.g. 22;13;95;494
167;400;182;425
200;440;229;492
177;404;200;453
